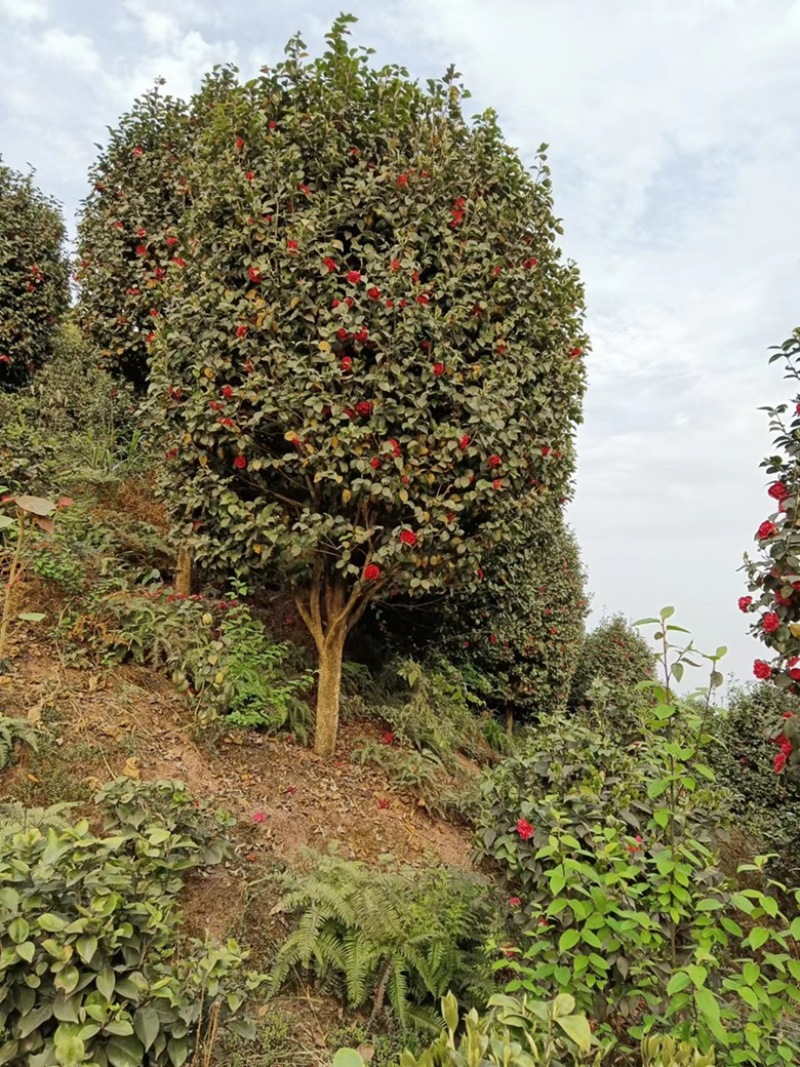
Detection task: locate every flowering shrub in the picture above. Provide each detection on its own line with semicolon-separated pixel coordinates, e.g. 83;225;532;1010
135;17;587;755
446;511;588;722
568;613;656;713
709;682;800;883
742;327;800;713
0;160;69;389
477;611;800;1064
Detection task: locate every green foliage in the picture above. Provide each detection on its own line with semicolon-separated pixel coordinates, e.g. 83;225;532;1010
0;713;38;770
216;1009;293;1067
91;583;313;737
641;1034;715;1066
568;614;656;714
709;682;800;883
446;512;588;721
269;852;497;1031
477;610;800;1064
0;787;260;1066
76;83;197;390
342;991;600;1067
0;159;70;390
346;658;496;765
0;322;141;496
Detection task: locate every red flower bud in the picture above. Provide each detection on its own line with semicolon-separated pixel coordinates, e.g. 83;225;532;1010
233;455;247;470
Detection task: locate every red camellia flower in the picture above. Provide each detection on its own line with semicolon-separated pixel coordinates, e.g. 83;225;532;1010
753;659;772;680
738;596;753;612
524;257;539;269
165;235;178;246
355;400;372;416
363;563;381;581
245;171;254;181
489;634;497;644
516;818;535;841
233;455;247;470
757;520;778;540
171;257;187;268
346;270;361;285
235;136;244;151
145;332;155;344
136;244;147;256
252;811;266;823
323;257;337;273
221;385;233;398
113;220;123;229
340;356;353;372
367;286;380;301
399;529;417;547
385;299;394;309
236;325;248;338
354;327;369;344
169;387;181;401
132;146;143;157
769;481;789;501
417;293;430;305
459;435;470;450
336;327;350;341
397;173;408;187
493;479;502;490
287;240;298;254
248;266;261;283
569;346;583;358
508;897;521;907
380;731;394;745
389;439;402;457
488;454;501;468
370;456;380;469
762;612;780;633
432;362;445;377
542;445;551;456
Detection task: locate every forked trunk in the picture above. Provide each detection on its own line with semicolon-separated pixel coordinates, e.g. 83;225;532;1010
315;626;347;759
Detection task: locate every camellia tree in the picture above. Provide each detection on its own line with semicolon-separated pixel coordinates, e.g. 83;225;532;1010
143;18;588;756
741;326;800;781
76;81;211;391
568;613;656;711
0;160;69;390
446;510;588;728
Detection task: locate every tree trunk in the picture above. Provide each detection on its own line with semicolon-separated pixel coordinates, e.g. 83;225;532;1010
175;546;193;597
505;708;514;736
315;626;347;758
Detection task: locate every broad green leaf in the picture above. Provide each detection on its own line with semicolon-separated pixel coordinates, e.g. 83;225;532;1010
555;1014;592;1052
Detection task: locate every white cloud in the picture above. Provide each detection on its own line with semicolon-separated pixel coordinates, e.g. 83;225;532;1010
0;0;48;22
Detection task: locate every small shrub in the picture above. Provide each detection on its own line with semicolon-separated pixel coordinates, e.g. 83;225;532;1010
337;991;599;1067
568;614;656;713
0;787;260;1066
0;713;38;770
269;852;498;1032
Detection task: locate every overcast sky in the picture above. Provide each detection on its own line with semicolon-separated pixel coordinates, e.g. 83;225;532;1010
2;0;797;691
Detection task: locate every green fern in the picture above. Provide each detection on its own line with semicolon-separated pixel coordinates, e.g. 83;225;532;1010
0;713;38;771
269;853;496;1030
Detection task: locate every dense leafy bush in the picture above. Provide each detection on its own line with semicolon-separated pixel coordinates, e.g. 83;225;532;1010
0;322;140;496
0;787;259;1066
270;852;498;1031
476;611;800;1064
709;682;800;883
445;511;588;724
568;614;656;712
123;17;588;756
0;160;70;389
93;584;313;736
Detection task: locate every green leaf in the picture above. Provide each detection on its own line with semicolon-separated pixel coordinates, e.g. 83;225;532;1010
133;1008;160;1053
558;929;581;953
106;1034;145;1067
18;612;46;623
334;1051;366;1067
694;987;728;1044
748;927;771;950
667;972;691;995
38;913;67;932
555;1014;592;1052
8;917;29;944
